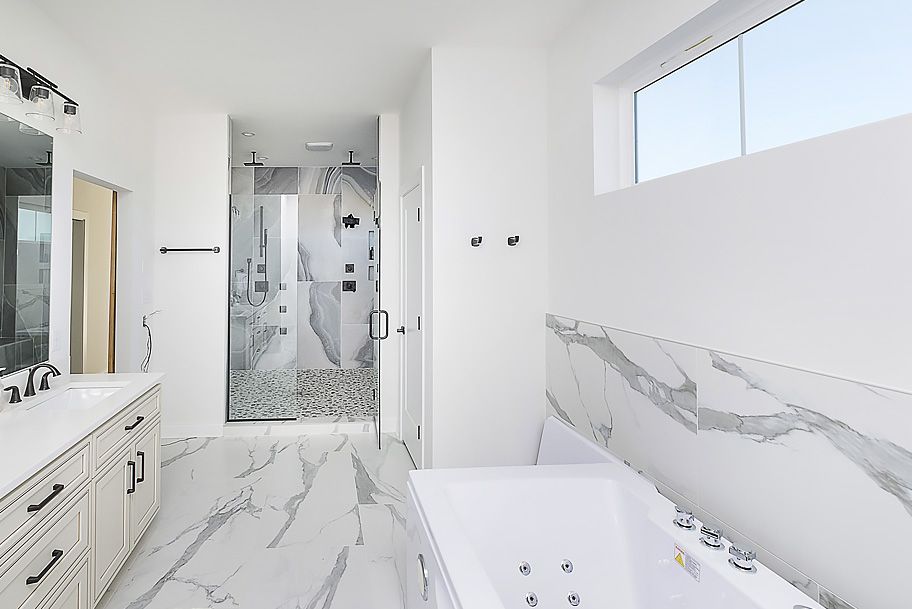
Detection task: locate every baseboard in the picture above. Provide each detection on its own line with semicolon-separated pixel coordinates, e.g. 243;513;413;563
161;423;224;439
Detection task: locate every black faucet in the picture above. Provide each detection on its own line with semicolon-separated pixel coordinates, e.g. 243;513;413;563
25;363;61;398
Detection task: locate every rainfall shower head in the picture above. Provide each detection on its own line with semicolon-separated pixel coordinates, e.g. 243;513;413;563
341;150;360;166
243;151;264;167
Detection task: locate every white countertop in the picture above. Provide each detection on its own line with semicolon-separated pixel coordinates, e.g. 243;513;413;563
0;372;164;498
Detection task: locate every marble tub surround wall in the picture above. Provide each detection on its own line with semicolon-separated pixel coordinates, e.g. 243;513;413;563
546;313;912;609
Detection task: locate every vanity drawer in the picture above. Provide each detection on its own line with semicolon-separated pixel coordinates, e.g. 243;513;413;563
0;443;90;561
28;557;89;609
0;490;90;609
93;389;160;469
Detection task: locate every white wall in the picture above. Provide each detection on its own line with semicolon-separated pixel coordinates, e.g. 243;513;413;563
150;114;229;437
399;57;434;463
71;178;113;373
0;0;154;395
428;48;548;467
378;113;401;434
548;0;911;395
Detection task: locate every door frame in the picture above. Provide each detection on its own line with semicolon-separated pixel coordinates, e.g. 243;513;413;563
399;167;427;468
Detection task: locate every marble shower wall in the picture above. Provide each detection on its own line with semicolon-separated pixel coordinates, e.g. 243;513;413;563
546;313;912;609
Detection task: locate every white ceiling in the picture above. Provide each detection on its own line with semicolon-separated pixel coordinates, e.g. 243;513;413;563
34;0;590;166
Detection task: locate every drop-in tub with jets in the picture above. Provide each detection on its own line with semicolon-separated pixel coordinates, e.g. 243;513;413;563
405;419;823;609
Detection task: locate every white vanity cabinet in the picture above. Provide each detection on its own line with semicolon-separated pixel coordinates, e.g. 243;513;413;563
0;382;162;609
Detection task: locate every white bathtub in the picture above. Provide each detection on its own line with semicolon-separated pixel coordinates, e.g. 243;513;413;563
405;422;823;609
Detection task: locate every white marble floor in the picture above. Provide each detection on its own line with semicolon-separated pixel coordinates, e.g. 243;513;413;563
97;433;414;609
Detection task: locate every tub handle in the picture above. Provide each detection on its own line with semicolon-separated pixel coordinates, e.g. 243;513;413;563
416;553;429;601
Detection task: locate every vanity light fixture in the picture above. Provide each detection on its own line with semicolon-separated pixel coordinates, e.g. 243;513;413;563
57;102;82;134
0;62;23;104
0;52;82;133
26;85;55;122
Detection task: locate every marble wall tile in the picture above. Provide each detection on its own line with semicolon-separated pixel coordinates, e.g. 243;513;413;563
230;167;253;195
297;281;340;368
254;167;299;195
300;166;342;195
341;166;377;213
546;314;700;501
695;352;912;609
341;324;373;369
546;312;912;609
298;194;342;281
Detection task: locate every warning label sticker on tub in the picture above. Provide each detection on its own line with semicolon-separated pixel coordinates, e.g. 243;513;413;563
674;544;701;582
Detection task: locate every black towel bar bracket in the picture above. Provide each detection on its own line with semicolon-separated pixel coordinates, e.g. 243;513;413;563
159;246;221;254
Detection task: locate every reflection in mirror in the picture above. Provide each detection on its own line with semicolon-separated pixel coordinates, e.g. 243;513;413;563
0;112;52;375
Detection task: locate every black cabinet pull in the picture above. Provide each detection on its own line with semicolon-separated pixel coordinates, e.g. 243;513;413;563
127;461;136;494
25;549;63;585
124;416;144;431
136;451;145;484
26;484;64;513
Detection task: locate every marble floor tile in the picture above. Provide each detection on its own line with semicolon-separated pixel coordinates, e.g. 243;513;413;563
97;433;413;609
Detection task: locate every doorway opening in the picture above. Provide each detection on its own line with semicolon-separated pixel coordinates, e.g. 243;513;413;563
70;177;117;373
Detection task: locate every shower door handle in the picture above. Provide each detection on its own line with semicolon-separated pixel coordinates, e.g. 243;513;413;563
369;309;389;340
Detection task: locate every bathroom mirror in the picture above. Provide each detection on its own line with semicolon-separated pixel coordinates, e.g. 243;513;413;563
0;112;52;375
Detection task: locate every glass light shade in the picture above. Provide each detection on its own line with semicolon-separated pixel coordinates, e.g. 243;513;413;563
57;102;82;134
18;122;43;136
25;85;55;121
0;64;23;104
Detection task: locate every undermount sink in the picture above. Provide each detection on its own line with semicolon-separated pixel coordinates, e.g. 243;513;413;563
29;383;127;411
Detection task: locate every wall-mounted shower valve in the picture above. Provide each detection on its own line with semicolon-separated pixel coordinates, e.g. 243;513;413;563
568;591;581;607
470;236;483;247
507;235;520;246
673;506;695;530
525;593;538;607
518;561;531;576
560;559;573;573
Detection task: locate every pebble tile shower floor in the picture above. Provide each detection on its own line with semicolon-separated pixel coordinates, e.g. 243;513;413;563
228;368;377;421
96;433;413;609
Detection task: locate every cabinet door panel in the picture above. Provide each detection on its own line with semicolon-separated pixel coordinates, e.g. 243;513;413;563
92;450;131;601
131;422;160;545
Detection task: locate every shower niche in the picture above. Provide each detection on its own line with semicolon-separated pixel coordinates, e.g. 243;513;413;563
227;164;379;422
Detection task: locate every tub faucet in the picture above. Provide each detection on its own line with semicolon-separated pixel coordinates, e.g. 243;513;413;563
24;363;61;398
699;525;724;550
728;544;757;572
673;506;695;530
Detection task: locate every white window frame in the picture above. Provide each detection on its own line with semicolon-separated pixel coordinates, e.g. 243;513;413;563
617;0;805;186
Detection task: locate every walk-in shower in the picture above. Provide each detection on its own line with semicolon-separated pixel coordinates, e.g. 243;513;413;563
227;164;381;424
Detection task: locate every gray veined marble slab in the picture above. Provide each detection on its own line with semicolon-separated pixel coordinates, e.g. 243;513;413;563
298;194;342;281
341;166;377;212
694;350;912;609
300;166;342;195
230;167;253;195
297;281;341;368
254;166;299;195
545;314;700;500
5;167;51;196
96;434;413;609
545;312;912;609
341;323;373;369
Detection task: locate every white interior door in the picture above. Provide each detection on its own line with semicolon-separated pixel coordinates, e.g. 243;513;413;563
400;176;424;467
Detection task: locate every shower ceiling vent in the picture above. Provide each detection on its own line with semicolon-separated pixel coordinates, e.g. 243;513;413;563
305;141;333;152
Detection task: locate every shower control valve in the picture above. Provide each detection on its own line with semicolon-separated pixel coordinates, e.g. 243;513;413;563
673;506;695;530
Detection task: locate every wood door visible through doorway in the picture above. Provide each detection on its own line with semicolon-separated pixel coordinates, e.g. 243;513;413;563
400;173;424;468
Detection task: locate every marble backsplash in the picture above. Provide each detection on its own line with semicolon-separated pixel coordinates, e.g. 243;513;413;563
546;313;912;609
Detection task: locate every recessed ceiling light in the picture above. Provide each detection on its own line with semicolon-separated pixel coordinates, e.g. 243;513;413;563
305;142;333;152
258;156;269;161
241;131;255;137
